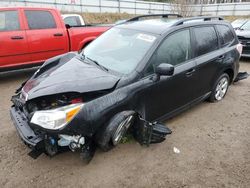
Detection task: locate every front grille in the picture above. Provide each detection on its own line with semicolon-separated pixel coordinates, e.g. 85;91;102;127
238;36;250;54
242;49;250;54
238;36;250;47
11;95;32;120
11;95;25;109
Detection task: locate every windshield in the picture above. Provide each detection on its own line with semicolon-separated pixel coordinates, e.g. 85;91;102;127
82;28;157;74
240;20;250;30
231;19;246;28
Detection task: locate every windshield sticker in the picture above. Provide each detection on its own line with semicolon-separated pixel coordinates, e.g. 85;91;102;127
137;34;156;43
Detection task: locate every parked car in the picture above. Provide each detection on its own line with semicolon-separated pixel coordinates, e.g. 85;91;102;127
0;7;110;71
62;14;85;26
231;19;248;30
10;14;248;163
235;20;250;57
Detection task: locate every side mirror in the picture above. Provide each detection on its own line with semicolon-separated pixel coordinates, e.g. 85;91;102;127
152;63;174;82
65;24;71;29
155;63;174;76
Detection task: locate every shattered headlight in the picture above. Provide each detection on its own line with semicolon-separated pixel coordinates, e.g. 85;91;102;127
31;103;84;130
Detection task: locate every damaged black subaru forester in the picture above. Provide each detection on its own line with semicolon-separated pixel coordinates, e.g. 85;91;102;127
10;15;248;163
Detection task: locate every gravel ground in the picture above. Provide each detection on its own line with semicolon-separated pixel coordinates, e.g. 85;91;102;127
0;61;249;188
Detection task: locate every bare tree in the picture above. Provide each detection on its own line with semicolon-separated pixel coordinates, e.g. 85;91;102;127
169;0;194;17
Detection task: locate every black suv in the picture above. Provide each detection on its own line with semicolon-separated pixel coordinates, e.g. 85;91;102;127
10;15;246;162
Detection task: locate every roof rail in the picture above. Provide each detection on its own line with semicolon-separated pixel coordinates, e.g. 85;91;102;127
126;14;182;22
172;16;224;26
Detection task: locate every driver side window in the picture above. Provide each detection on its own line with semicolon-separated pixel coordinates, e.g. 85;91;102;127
145;29;191;76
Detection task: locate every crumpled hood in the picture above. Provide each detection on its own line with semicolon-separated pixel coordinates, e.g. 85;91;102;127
236;30;250;38
22;53;120;100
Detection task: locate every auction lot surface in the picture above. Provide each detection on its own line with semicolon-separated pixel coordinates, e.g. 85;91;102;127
0;61;249;188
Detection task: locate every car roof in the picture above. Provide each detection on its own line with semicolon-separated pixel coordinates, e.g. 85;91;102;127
116;16;226;35
117;18;179;35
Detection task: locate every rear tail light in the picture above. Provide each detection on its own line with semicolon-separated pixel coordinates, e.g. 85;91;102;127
236;43;243;56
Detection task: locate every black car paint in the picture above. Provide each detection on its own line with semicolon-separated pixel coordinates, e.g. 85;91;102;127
10;18;241;158
22;52;120;100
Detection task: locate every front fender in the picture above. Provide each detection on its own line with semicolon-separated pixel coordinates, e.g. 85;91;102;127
69;79;148;137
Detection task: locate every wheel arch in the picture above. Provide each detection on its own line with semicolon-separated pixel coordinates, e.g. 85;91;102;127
223;68;234;84
78;37;96;51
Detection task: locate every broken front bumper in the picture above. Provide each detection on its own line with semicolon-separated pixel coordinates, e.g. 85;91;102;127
10;106;87;159
10;107;43;149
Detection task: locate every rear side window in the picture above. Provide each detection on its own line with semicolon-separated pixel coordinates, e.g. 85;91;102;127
217;25;234;46
193;26;218;57
25;10;56;29
64;16;81;26
0;11;20;31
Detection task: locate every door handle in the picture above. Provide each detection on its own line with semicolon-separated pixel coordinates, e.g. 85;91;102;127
11;36;24;40
185;68;196;77
216;55;225;61
53;33;63;37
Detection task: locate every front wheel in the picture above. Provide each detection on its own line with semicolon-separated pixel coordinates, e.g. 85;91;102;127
96;111;135;152
208;73;230;102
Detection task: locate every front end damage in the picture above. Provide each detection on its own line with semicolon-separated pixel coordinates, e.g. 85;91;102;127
10;92;172;162
10;91;95;160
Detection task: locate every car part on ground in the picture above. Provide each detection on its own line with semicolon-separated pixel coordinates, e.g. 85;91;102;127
234;72;250;82
10;15;248;163
134;116;172;146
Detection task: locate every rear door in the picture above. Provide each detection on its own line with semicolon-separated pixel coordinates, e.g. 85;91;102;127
23;9;68;63
191;25;224;98
0;9;30;68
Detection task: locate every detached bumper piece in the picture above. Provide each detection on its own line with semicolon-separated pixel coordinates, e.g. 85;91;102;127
10;107;44;159
133;117;172;146
234;72;249;82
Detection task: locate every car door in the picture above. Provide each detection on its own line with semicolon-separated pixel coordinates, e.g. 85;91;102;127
0;9;30;68
191;26;225;99
23;9;68;64
141;29;197;121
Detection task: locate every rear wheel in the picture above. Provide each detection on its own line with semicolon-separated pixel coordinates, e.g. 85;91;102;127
208;73;229;102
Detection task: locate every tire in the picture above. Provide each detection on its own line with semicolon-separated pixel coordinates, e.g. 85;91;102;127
80;143;96;164
208;73;230;102
96;111;135;152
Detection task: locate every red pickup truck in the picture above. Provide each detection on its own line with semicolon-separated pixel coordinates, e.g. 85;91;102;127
0;7;110;71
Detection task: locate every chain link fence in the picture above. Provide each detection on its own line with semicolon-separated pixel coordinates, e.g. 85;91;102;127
1;0;250;16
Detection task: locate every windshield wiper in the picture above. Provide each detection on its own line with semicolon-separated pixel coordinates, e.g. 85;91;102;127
85;57;109;72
